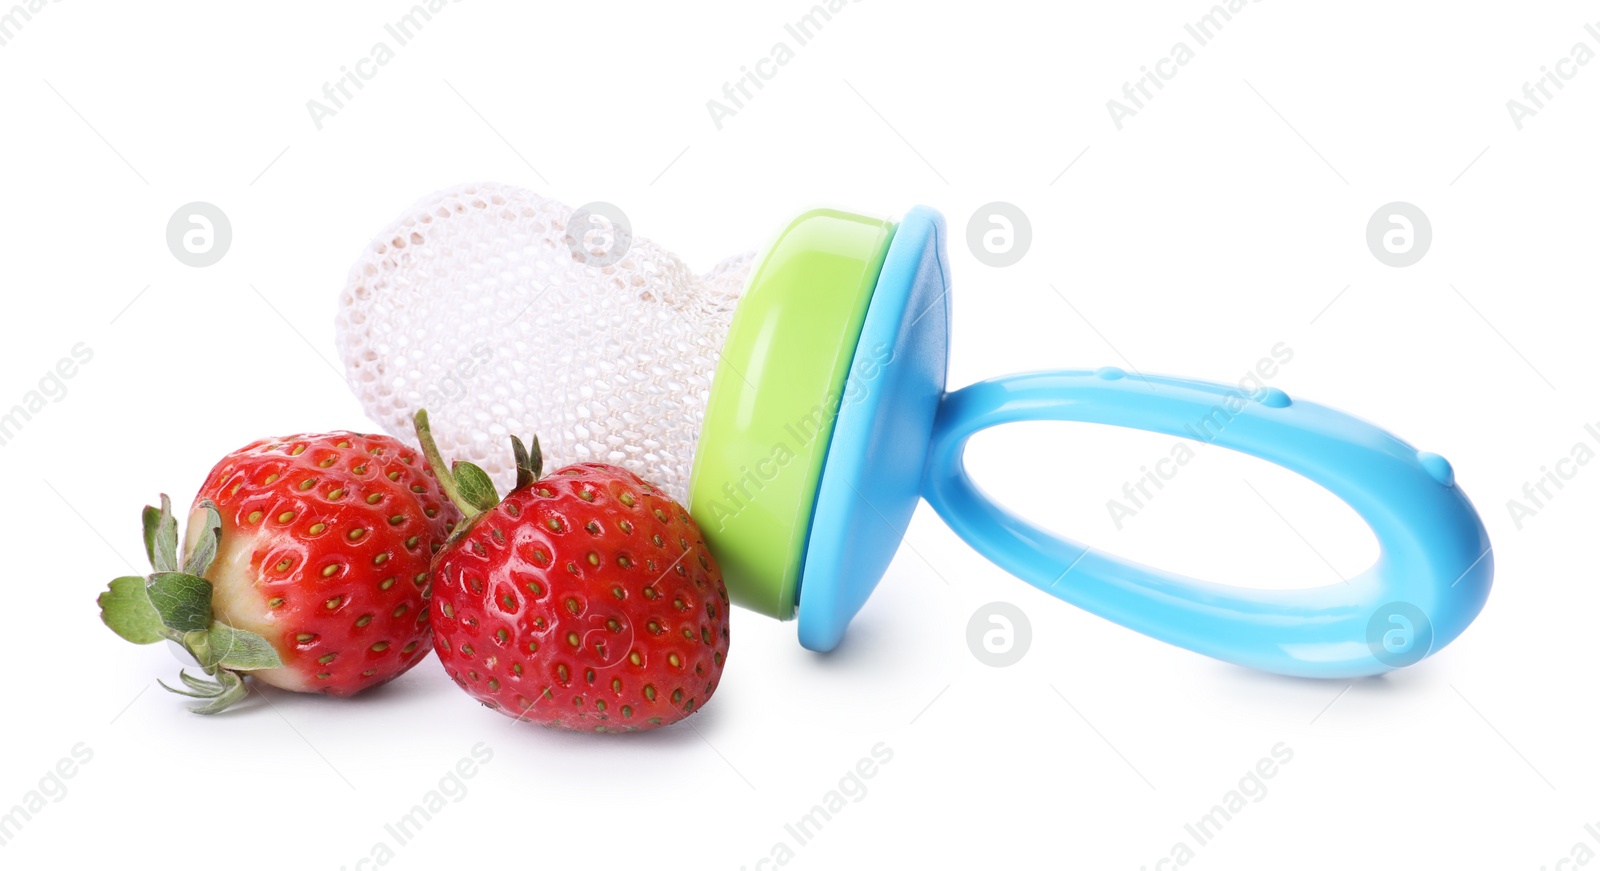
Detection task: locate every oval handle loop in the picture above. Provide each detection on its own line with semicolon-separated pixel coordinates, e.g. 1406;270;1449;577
920;369;1492;678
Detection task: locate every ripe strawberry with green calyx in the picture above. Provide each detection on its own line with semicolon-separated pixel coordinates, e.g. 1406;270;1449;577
414;410;731;732
96;433;461;713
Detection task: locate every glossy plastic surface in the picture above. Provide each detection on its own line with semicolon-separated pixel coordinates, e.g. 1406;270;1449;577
688;210;894;619
797;207;951;651
920;368;1494;677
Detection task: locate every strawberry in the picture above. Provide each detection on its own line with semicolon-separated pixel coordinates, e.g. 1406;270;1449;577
414;411;730;732
96;432;460;713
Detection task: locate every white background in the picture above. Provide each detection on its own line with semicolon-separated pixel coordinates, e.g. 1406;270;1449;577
2;2;1597;868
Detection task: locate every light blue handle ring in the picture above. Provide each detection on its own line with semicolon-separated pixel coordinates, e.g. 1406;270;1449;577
921;368;1493;678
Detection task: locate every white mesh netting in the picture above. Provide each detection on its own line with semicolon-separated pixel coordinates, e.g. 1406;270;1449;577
335;182;751;503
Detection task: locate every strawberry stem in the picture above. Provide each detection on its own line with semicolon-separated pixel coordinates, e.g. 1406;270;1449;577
413;409;486;521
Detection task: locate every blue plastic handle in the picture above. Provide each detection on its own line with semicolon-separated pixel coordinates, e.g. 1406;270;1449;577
920;368;1493;678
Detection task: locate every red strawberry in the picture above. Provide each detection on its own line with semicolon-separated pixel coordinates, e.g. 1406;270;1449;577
96;432;460;713
415;411;730;732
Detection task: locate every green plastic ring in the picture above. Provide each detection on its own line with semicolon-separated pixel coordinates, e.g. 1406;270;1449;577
688;209;895;619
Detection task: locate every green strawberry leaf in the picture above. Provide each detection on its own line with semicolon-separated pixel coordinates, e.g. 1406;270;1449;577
183;500;223;577
452;461;500;513
160;671;225;699
97;576;165;645
143;495;180;574
179;670;227;697
141;505;160;565
207;623;283;671
189;670;248;715
512;435;543;489
146;572;213;635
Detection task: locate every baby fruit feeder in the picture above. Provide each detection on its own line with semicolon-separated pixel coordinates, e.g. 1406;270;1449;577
338;184;1492;679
